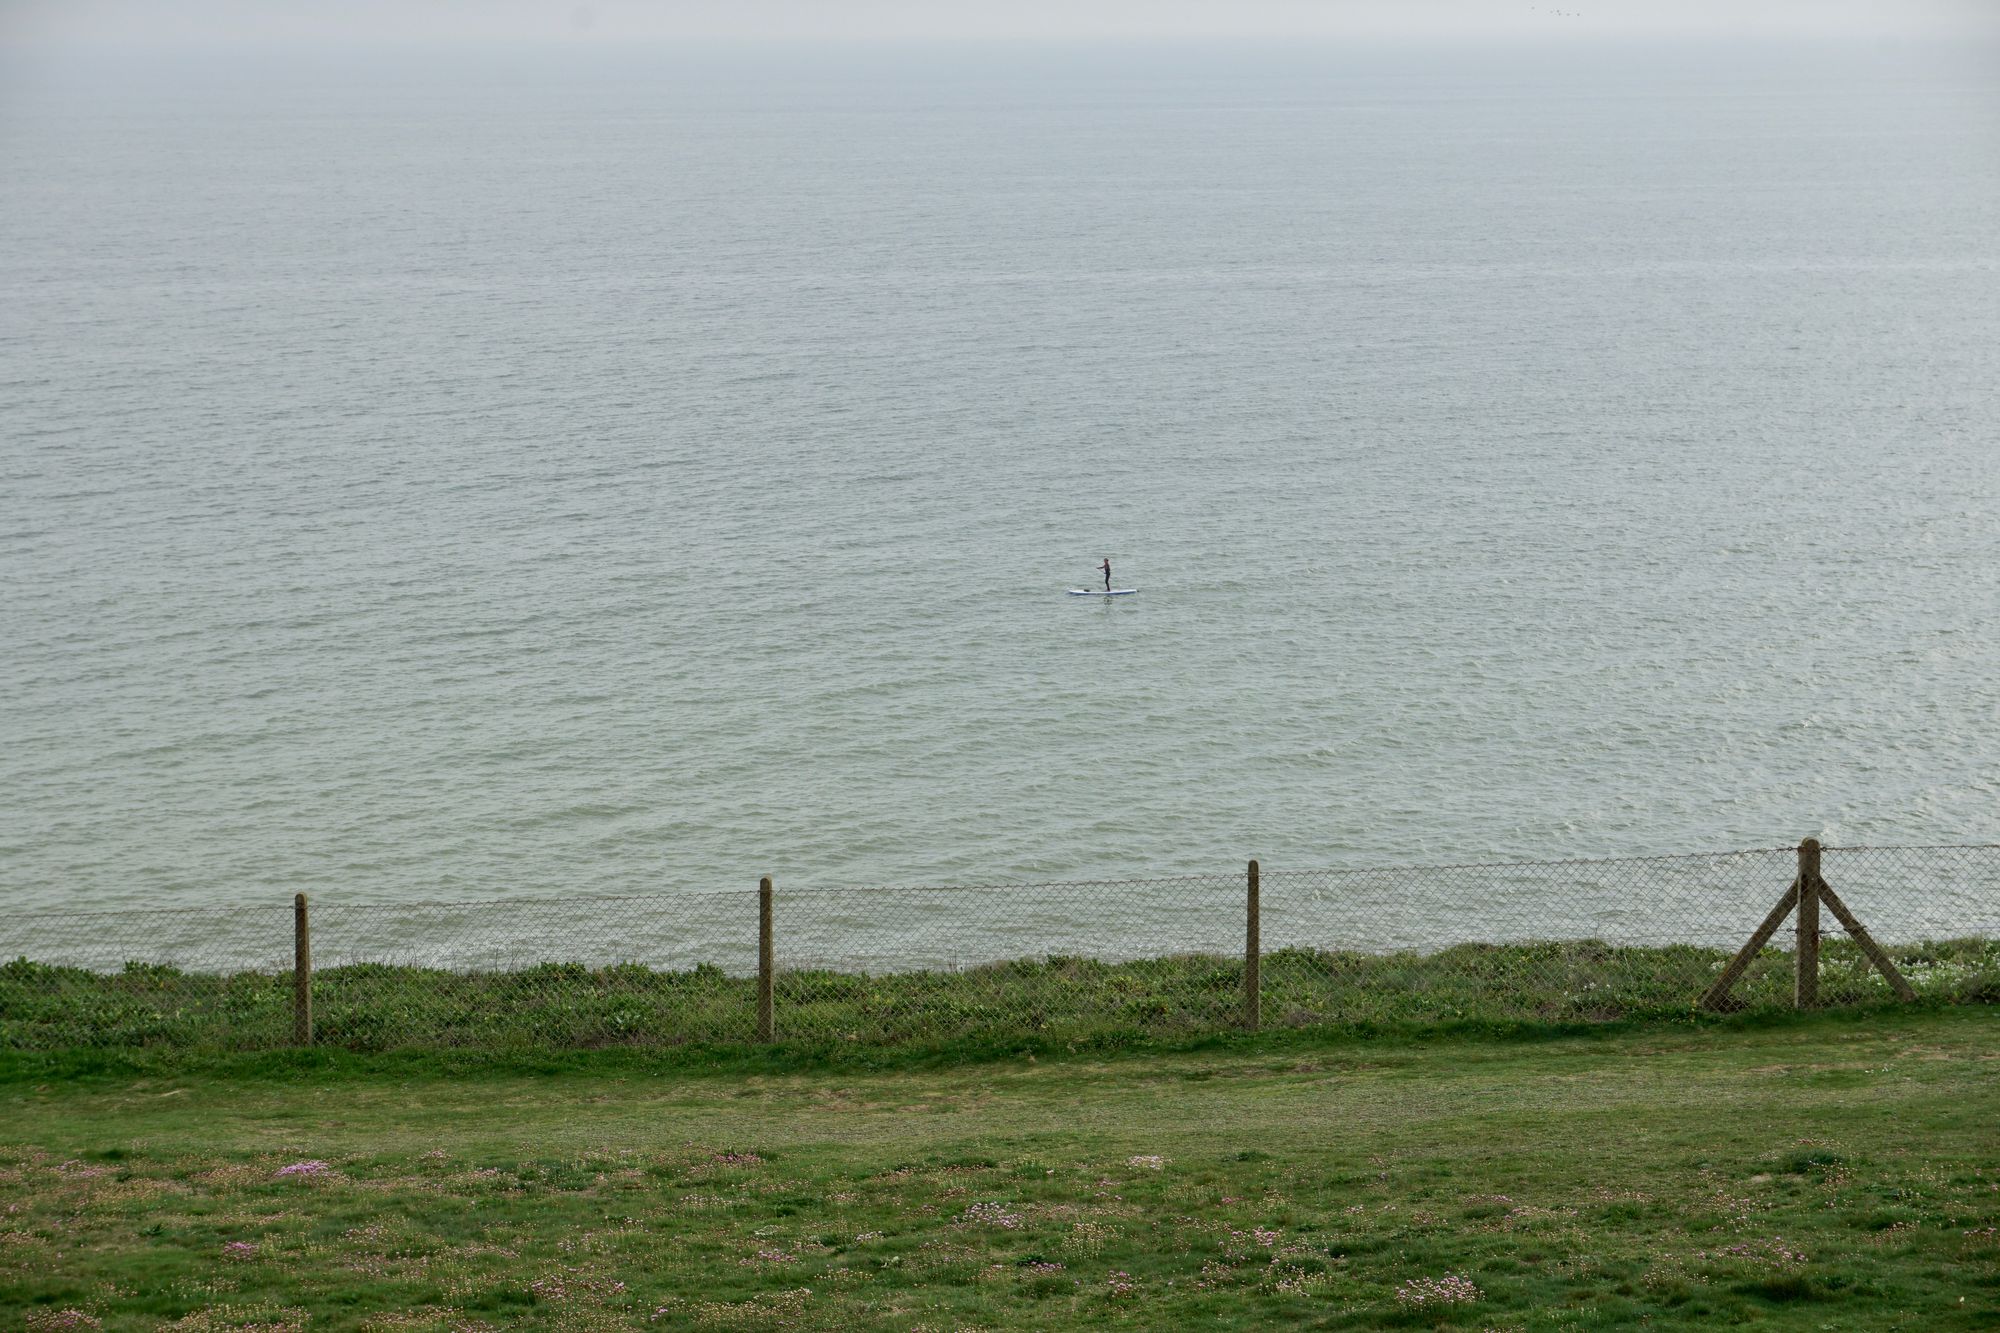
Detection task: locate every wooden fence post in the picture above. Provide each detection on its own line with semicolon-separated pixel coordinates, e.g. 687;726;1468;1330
1701;832;1913;1012
1795;838;1821;1009
293;893;313;1046
757;877;774;1043
1244;860;1261;1032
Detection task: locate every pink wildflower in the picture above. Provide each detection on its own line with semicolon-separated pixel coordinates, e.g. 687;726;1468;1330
25;1313;103;1332
1394;1273;1482;1307
960;1201;1024;1229
221;1240;259;1261
274;1160;332;1178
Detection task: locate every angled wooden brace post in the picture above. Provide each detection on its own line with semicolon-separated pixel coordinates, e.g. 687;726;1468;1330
1817;868;1917;1002
1700;846;1804;1012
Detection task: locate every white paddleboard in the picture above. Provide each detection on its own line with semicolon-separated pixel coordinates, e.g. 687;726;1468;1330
1068;588;1138;596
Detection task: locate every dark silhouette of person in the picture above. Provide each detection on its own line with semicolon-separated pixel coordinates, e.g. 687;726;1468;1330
1099;557;1112;591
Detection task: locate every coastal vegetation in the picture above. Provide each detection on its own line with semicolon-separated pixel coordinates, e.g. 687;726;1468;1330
3;1009;1996;1329
5;937;1997;1059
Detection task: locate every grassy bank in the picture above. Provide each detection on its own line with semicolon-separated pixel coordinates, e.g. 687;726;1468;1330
2;1008;1996;1330
6;937;1997;1057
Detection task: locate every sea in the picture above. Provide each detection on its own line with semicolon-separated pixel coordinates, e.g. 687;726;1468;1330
3;41;1997;944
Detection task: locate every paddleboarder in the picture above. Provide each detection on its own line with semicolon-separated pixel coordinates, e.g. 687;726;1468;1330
1098;557;1112;591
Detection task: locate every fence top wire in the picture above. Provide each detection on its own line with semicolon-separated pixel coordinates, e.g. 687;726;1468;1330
5;887;751;924
1260;847;1794;877
1826;843;2000;852
10;844;1974;924
774;846;1808;897
5;901;291;926
776;872;1235;897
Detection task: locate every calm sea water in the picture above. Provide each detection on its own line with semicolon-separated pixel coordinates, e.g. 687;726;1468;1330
3;44;1997;923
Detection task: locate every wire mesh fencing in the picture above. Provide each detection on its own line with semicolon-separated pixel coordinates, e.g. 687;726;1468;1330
0;903;295;1052
3;844;1996;1053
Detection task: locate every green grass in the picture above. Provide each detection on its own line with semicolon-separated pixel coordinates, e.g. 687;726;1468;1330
2;1008;1996;1330
6;937;1997;1057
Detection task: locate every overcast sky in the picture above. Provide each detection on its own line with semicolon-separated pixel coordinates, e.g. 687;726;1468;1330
5;0;1997;48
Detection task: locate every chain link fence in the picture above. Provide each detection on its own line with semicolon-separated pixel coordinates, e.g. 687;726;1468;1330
3;844;1995;1053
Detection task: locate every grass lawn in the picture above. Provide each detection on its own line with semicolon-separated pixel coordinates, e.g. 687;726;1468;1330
2;1009;1996;1330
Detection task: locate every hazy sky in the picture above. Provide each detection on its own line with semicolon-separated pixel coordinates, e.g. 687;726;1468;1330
5;0;1997;48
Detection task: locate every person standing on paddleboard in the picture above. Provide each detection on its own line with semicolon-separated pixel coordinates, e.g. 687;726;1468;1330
1099;557;1112;591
